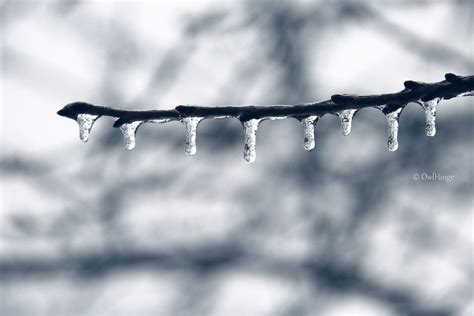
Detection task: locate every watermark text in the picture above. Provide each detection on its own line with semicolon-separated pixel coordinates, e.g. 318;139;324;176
412;172;454;183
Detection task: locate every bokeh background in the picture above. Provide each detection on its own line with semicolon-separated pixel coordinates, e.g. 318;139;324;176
1;0;473;315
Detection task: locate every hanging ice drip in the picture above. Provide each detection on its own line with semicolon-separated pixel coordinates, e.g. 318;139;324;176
418;97;441;137
299;115;320;151
181;117;203;156
242;119;261;163
119;121;144;150
76;113;100;142
379;105;404;152
336;109;358;136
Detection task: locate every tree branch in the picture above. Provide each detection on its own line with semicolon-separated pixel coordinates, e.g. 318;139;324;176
57;73;473;162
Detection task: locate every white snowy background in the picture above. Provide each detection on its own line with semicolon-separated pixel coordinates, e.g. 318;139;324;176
1;0;473;315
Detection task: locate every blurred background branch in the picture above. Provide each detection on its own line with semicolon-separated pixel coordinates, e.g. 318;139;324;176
1;1;473;315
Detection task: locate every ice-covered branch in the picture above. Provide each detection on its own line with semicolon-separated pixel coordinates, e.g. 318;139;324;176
57;73;473;163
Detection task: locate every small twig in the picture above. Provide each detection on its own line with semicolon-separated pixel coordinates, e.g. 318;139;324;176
57;73;473;163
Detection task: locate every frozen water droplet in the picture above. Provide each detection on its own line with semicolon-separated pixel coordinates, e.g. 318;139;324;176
76;113;100;142
418;98;440;137
119;121;143;150
337;109;357;136
300;116;319;151
181;117;203;156
242;119;260;164
384;108;403;152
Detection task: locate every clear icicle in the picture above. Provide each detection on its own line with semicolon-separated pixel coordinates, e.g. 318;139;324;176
119;121;143;150
419;98;440;137
300;116;319;151
337;109;357;136
76;113;100;142
384;108;403;152
242;119;260;164
181;117;203;156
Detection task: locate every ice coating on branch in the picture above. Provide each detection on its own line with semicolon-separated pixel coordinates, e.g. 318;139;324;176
76;113;100;142
300;116;319;151
181;117;203;155
456;91;474;97
384;108;403;152
265;116;287;121
119;121;143;150
150;118;172;124
337;109;357;136
242;119;260;164
418;98;440;137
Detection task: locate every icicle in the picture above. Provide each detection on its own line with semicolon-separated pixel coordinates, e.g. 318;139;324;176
300;116;319;151
181;117;203;156
76;113;100;142
337;109;357;136
119;121;143;150
418;98;441;137
384;108;403;152
242;119;260;164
